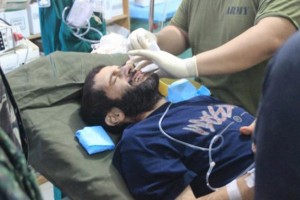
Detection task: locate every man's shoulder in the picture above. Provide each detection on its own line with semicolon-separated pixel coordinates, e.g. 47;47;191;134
187;95;224;104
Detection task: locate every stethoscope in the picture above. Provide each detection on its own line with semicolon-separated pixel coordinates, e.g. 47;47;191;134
158;102;245;191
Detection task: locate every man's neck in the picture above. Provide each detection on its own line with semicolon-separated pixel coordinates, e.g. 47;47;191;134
137;97;167;121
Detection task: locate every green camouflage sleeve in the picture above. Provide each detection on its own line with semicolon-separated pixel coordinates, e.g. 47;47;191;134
0;128;42;200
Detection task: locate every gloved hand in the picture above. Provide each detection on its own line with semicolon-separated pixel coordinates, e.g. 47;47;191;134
128;49;198;78
127;28;157;50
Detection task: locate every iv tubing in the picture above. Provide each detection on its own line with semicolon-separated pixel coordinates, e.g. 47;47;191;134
62;7;103;44
158;102;241;191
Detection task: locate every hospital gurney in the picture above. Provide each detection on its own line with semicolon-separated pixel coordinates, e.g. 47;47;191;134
7;51;133;200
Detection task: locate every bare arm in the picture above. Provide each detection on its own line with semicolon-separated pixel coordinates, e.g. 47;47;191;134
195;17;297;75
176;172;254;200
175;185;232;200
155;25;189;55
129;17;297;78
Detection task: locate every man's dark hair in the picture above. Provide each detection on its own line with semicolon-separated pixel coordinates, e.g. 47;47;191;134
80;65;127;134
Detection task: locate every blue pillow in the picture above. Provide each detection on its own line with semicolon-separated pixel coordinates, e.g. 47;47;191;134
75;126;115;155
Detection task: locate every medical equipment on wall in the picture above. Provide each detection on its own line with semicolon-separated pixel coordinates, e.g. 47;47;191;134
0;19;39;73
62;0;105;44
0;19;23;54
0;39;40;74
158;103;254;191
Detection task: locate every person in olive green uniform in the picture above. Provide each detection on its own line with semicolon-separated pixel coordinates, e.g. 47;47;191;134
127;0;300;115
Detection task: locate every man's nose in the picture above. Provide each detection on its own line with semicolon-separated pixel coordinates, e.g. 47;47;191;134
120;65;132;77
119;67;127;77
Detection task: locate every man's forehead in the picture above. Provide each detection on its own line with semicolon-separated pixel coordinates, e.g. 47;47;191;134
93;65;118;90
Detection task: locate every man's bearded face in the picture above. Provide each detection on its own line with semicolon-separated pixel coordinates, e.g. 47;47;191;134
113;73;161;117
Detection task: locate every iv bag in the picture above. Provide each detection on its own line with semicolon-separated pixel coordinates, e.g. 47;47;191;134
38;0;51;7
66;0;93;28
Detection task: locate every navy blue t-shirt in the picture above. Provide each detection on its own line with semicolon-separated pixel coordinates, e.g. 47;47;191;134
113;96;254;199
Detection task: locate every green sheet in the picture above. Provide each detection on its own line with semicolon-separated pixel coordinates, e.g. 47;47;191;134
7;51;133;200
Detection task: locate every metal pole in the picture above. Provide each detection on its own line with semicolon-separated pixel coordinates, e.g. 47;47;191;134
149;0;155;32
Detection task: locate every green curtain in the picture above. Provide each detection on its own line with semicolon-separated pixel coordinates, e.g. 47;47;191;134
39;0;106;55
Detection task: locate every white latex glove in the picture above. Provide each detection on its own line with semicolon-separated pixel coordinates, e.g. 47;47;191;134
128;49;198;78
127;28;157;50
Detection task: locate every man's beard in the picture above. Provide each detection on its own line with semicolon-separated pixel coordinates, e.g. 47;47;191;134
114;73;162;117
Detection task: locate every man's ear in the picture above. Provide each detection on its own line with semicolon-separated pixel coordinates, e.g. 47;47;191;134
105;107;125;126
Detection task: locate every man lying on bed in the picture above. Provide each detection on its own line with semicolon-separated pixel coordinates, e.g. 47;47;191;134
80;62;255;200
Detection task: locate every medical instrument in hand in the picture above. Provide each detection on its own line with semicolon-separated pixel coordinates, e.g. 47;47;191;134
129;49;198;78
62;0;103;44
129;40;160;74
139;42;160;73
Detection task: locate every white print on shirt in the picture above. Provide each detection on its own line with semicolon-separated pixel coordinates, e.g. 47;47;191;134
183;105;235;135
